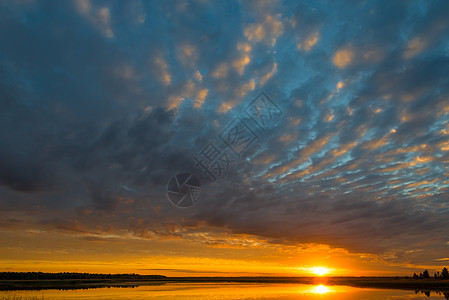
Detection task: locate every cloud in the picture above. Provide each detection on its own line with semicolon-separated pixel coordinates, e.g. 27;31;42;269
235;78;255;98
194;70;203;82
403;37;427;59
333;48;354;68
193;88;208;109
153;56;172;86
259;62;277;86
217;101;233;114
176;44;198;67
74;0;114;38
232;43;251;75
244;15;284;46
211;63;228;79
297;31;319;52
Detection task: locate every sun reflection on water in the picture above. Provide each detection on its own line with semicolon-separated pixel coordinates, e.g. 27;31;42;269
313;284;329;294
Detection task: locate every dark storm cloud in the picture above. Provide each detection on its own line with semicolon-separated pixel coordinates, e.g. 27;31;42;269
0;0;448;265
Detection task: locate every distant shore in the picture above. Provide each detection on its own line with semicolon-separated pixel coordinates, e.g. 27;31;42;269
1;276;449;291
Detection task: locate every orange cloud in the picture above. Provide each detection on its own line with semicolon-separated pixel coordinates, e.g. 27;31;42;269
410;155;434;166
167;80;209;110
233;54;251;75
235;78;255;98
167;95;184;110
74;0;114;38
403;179;438;189
212;63;228;79
244;15;283;46
297;31;319;51
259;62;277;86
363;135;389;151
333;48;354;68
177;44;197;67
252;153;277;165
330;141;358;157
324;112;334;122
403;37;427;59
233;43;252;75
217;101;234;114
154;56;171;86
193;88;208;109
194;70;203;82
270;133;334;177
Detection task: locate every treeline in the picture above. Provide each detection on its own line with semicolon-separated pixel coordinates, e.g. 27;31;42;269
413;267;449;279
0;272;166;280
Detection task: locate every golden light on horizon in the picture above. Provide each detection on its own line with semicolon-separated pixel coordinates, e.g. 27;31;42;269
310;267;330;276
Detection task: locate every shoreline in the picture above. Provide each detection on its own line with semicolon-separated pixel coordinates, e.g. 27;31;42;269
1;277;449;291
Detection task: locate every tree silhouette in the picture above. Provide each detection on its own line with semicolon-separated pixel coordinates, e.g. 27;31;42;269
413;268;449;279
0;272;166;280
442;267;449;280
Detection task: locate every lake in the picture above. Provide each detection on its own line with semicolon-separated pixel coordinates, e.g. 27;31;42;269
1;283;448;299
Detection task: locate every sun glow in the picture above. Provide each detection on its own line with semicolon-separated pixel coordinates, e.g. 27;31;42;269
311;267;329;276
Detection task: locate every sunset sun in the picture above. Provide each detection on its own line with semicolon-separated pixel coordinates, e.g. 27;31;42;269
311;267;329;276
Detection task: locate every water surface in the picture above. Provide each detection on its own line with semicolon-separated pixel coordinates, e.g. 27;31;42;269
1;283;448;299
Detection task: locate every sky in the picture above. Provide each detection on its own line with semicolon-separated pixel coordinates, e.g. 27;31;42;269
0;0;449;277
